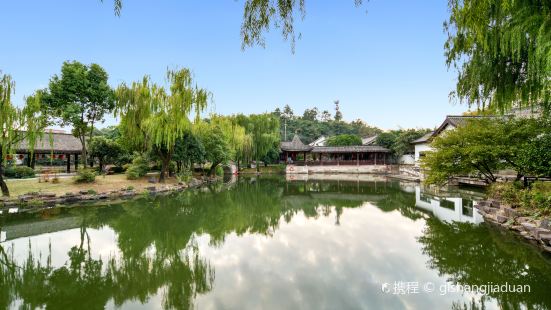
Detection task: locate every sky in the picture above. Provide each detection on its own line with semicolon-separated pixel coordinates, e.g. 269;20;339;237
0;0;469;130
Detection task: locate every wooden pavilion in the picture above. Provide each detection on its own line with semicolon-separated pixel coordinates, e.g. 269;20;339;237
13;131;83;173
280;135;391;166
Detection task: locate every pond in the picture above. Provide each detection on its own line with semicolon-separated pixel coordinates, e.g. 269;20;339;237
1;176;550;309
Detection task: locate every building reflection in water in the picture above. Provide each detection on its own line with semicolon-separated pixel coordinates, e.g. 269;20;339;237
415;186;484;224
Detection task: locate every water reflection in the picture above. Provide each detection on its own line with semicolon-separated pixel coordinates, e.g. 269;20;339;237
415;186;485;224
0;177;550;309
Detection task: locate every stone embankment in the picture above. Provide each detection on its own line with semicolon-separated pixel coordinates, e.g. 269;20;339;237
475;200;551;253
0;177;216;213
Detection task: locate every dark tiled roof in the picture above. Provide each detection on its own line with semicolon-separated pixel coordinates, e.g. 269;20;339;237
411;131;434;144
280;134;313;152
446;115;501;127
434;115;504;136
16;132;82;153
361;135;378;145
311;145;390;153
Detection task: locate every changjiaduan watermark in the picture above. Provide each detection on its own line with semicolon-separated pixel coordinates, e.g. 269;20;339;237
381;281;531;295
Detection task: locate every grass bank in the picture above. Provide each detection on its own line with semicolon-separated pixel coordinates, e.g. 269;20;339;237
4;173;179;197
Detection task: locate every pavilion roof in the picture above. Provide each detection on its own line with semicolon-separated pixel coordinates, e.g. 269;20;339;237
280;135;313;152
16;131;82;154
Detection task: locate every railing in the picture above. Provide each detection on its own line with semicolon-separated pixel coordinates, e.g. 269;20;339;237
524;176;551;188
291;160;384;166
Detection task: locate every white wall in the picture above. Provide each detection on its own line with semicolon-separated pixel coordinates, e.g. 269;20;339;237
414;143;432;162
399;154;415;165
286;165;390;175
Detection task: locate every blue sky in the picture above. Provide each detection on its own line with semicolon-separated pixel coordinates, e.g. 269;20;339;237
0;0;468;130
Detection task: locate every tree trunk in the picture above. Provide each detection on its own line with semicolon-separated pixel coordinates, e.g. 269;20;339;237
159;156;171;183
208;162;219;176
0;161;9;197
80;135;87;170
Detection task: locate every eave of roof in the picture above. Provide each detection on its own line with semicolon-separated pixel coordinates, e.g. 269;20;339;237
311;145;390;153
411;131;434;145
15;132;82;153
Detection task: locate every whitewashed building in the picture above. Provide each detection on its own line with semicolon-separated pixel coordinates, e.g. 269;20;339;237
411;115;502;165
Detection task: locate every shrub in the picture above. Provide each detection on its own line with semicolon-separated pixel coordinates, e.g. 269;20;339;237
215;165;224;176
126;155;149;180
126;166;143;180
521;182;551;210
488;182;523;206
3;166;36;179
87;189;97;195
176;169;193;183
488;182;551;210
74;169;96;183
51;177;60;184
126;185;134;191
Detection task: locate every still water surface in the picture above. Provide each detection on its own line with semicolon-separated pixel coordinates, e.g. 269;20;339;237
1;176;550;309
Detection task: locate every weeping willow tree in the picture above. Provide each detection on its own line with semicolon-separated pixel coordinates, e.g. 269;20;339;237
445;0;551;113
0;72;49;196
208;114;252;171
104;0;366;52
241;114;280;172
116;68;209;182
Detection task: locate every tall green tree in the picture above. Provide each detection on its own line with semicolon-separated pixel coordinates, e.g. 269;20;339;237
0;72;49;196
173;131;206;173
116;68;209;182
302;108;319;121
445;0;551;112
195;123;231;176
376;129;431;158
42;61;115;168
245;114;280;172
88;136;123;172
334;100;343;121
273;106;381;144
422;118;546;185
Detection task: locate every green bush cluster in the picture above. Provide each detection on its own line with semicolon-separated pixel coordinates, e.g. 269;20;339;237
74;169;96;183
325;134;362;147
3;166;36;179
126;155;149;180
176;169;193;183
488;182;551;211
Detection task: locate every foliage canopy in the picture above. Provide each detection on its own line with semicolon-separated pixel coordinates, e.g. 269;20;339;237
445;0;551;112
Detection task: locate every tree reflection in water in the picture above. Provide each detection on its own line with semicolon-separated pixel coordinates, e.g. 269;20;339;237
419;218;551;309
0;177;550;309
1;177;409;309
